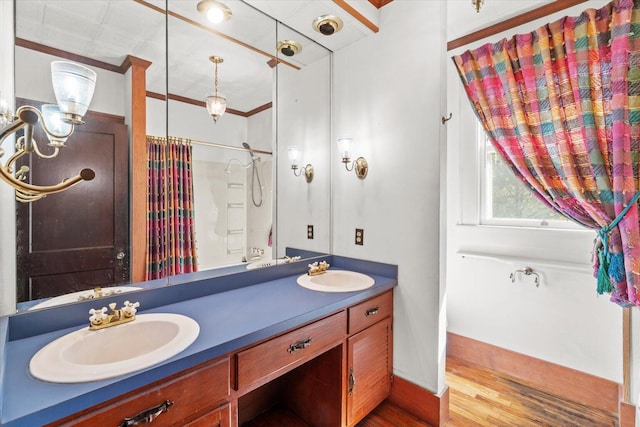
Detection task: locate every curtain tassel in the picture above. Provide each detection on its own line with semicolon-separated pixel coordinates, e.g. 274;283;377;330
597;250;613;295
595;191;640;294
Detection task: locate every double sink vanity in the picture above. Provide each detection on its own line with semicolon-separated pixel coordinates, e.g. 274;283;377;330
0;256;397;426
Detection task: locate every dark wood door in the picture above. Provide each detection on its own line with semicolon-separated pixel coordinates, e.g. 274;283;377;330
16;99;129;302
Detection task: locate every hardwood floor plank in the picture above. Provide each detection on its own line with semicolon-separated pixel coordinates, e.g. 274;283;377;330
446;357;618;427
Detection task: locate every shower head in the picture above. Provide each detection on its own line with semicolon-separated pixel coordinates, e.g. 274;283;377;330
243;142;256;159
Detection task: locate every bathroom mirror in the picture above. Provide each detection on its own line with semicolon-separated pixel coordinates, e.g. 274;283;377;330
8;0;332;313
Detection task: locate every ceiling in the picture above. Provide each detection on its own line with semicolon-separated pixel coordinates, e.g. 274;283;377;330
15;0;386;114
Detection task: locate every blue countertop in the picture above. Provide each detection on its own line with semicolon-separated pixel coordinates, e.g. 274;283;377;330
0;256;397;426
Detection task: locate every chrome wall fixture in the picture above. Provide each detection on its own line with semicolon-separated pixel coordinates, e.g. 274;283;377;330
196;0;232;24
206;56;226;123
510;266;540;287
287;146;314;183
0;61;97;202
337;136;368;179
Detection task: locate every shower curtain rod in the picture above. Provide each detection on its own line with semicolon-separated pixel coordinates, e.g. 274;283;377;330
148;135;273;156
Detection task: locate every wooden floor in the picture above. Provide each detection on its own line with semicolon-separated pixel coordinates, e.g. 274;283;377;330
243;357;619;427
445;357;618;427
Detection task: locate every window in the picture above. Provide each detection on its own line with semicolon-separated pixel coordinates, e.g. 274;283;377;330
479;125;576;228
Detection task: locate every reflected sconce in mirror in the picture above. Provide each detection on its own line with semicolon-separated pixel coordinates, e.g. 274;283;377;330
287;146;314;183
197;0;232;24
337;136;368;179
0;61;97;203
206;56;227;123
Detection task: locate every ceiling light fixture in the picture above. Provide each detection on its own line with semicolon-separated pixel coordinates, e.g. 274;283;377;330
277;40;302;57
196;0;232;24
0;61;97;202
472;0;484;13
206;56;227;123
312;15;343;36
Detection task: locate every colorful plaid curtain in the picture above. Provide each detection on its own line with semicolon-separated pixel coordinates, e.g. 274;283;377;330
453;0;640;307
146;136;198;279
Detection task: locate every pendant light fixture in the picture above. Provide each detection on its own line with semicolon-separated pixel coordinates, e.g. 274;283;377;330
472;0;484;13
206;56;227;123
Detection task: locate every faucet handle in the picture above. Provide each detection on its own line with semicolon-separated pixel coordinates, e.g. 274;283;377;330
122;301;140;318
89;307;108;325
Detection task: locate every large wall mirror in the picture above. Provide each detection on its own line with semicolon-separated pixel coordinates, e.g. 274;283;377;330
7;0;332;314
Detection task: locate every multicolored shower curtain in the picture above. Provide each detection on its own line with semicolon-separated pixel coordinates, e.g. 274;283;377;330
453;0;640;306
146;136;198;280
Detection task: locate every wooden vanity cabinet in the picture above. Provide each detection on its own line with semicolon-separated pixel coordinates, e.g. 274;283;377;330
47;289;394;427
47;357;231;427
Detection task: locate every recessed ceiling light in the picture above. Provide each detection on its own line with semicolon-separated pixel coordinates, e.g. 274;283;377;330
312;15;343;36
277;40;303;57
197;0;232;24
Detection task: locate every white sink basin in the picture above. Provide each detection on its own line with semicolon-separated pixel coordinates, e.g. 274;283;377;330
29;286;143;310
29;313;199;383
297;270;375;292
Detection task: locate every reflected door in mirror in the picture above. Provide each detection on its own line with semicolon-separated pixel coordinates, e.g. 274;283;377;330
16;100;129;302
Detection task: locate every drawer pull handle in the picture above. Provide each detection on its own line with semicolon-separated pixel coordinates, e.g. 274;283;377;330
288;337;312;353
348;367;356;395
365;306;380;317
119;399;174;427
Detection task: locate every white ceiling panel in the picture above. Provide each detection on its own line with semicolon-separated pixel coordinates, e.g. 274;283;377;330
15;0;375;114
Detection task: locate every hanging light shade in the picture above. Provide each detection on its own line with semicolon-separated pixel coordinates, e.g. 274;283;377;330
50;61;97;125
206;56;226;123
472;0;484;13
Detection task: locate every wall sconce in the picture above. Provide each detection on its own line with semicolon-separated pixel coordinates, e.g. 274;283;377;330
0;61;97;202
287;146;313;183
197;0;232;24
206;56;226;123
337;136;368;179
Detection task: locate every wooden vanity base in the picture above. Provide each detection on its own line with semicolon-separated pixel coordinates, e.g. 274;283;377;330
46;290;394;427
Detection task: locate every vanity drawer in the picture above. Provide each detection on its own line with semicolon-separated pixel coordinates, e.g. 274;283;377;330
235;311;347;391
348;291;393;334
50;357;230;427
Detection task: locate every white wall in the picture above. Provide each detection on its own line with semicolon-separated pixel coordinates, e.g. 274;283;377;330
446;0;625;390
333;1;446;393
277;55;332;257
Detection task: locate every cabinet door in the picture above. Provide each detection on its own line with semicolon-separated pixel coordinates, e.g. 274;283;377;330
347;317;392;427
184;403;231;427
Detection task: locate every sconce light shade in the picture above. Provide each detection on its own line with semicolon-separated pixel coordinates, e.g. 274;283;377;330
41;104;72;147
197;0;232;24
206;94;227;122
50;61;97;125
288;146;301;168
337;136;353;161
